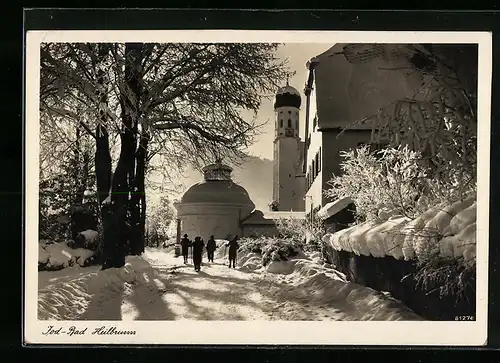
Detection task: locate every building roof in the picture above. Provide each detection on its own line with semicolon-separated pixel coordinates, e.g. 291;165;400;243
308;43;428;130
180;180;256;207
274;83;302;109
178;162;256;208
276;84;300;97
317;197;354;220
241;210;306;225
241;210;274;225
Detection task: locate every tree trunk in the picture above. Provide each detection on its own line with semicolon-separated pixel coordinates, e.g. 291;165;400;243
117;43;144;256
93;43;126;269
118;43;144;258
130;131;149;255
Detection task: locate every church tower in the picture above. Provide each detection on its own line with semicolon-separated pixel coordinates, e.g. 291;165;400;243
272;83;305;212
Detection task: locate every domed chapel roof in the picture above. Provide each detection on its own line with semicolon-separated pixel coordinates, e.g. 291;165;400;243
180;163;256;208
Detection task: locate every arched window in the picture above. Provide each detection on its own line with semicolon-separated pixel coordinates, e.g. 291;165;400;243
288;110;291;114
280;119;283;128
288;119;291;128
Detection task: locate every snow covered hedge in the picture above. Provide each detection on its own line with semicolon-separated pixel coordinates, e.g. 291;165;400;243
39;240;96;271
239;237;305;267
322;196;476;265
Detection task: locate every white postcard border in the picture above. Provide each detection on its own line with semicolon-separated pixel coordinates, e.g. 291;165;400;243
24;30;492;346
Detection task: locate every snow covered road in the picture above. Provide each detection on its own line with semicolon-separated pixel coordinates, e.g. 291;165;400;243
38;248;423;321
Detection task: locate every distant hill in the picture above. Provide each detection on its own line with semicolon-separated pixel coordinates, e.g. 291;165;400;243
171;155;274;212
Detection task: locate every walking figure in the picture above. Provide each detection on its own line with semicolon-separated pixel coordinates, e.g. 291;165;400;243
181;234;191;264
192;236;205;272
206;235;217;262
226;235;239;268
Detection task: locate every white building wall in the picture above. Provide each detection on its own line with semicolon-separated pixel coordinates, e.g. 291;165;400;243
305;85;323;214
176;204;249;240
276;138;303;211
273;102;305;211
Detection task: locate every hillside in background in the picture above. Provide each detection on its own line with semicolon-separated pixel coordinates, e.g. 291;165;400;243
173;155;274;212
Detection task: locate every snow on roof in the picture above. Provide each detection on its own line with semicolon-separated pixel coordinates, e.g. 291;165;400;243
264;211;306;219
241;210;306;225
317;197;354;220
322;197;476;264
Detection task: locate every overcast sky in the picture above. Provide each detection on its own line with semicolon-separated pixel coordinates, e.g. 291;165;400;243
242;43;333;160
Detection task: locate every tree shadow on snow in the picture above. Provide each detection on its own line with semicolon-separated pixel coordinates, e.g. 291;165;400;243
125;269;177;321
78;280;126;320
164;270;271;319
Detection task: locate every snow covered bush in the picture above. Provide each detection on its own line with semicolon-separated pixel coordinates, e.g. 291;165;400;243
145;196;175;247
239;236;304;267
274;215;327;253
72;229;100;250
325;144;475;222
39;241;96;271
413;252;475;301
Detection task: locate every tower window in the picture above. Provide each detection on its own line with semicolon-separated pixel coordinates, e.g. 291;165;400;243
288;119;291;128
315;153;319;176
280;119;283;128
280;111;283;114
295;120;298;128
288;110;291;114
318;147;322;172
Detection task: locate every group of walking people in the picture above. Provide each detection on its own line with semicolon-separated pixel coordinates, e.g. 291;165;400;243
180;234;240;272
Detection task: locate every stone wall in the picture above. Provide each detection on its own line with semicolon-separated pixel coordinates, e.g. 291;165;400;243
324;246;476;321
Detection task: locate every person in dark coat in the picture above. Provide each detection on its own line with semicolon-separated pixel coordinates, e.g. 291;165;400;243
192;236;205;272
180;234;191;264
206;235;217;262
226;235;239;268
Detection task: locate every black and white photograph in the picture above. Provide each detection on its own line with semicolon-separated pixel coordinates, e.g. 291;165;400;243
24;30;491;345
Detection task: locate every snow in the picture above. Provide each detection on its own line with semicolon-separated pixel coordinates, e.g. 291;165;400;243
323;198;477;263
39;242;95;270
38;247;422;321
317;197;354;220
78;229;99;243
39;245;50;264
265;260;297;275
38;256;147;320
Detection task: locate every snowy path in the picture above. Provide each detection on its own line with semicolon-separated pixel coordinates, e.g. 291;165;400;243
38;248;423;321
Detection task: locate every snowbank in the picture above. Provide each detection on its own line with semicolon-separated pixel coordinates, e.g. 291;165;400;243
237;250;263;272
38;256;151;320
257;251;423;321
39;241;95;270
322;197;476;264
